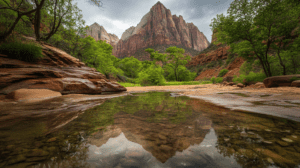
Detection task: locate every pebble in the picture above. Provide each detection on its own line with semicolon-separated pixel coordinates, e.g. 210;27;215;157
291;135;297;139
265;129;271;132
282;138;293;143
47;137;57;142
267;158;274;164
224;138;230;142
263;141;273;144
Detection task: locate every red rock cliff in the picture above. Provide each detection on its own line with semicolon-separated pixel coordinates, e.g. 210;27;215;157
83;23;120;48
113;1;210;60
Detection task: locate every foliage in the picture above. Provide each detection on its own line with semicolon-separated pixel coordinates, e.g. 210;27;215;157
79;36;123;76
0;41;43;62
210;77;216;84
117;56;143;78
290;77;300;82
117;82;141;87
210;0;300;77
200;81;212;84
0;0;39;41
215;77;223;83
232;74;246;84
136;64;166;86
233;71;266;84
218;69;229;77
239;61;254;75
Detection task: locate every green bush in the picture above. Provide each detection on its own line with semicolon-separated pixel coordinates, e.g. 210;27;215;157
0;41;43;62
216;77;223;83
233;74;246;84
233;71;267;84
210;77;216;84
136;65;166;86
218;69;229;77
245;71;267;83
290;77;300;82
239;61;254;75
201;81;212;84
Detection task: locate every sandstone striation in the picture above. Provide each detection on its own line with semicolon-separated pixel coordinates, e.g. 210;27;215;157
0;39;126;98
83;22;119;47
113;1;210;60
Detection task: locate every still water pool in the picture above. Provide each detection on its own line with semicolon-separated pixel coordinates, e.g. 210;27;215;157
0;91;300;168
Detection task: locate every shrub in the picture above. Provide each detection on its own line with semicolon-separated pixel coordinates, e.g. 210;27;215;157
233;71;267;84
233;74;246;84
218;69;229;77
239;61;253;75
201;81;212;84
290;77;300;82
0;41;43;62
216;77;223;83
136;65;166;86
245;71;267;83
210;77;216;84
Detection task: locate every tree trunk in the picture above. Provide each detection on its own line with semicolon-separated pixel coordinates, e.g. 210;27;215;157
277;48;286;75
33;0;46;41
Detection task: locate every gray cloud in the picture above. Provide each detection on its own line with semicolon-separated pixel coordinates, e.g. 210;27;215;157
73;0;234;43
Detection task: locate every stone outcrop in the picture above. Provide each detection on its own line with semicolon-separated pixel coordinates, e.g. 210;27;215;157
113;1;210;60
263;75;300;88
6;89;62;102
291;80;300;87
0;39;126;97
83;22;119;47
187;45;231;67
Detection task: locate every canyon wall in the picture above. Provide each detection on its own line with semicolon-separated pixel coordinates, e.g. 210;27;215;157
83;22;120;48
113;1;210;61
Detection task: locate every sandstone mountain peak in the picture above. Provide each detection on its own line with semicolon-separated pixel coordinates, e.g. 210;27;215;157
113;2;210;60
83;23;119;48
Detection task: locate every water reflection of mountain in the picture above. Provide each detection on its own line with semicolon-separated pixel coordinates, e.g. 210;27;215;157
87;126;241;168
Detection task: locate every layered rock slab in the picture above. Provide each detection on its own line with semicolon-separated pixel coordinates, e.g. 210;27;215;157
0;42;126;96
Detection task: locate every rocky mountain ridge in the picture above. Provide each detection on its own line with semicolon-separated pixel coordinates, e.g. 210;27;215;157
112;1;210;61
83;22;120;48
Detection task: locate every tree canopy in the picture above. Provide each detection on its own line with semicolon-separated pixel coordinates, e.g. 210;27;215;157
210;0;300;77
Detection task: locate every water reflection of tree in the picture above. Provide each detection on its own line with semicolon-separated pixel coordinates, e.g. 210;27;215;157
188;98;300;168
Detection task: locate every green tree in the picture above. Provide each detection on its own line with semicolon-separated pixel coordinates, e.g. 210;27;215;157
136;64;166;86
165;46;191;81
0;0;102;41
118;56;143;78
0;0;45;41
210;0;300;77
79;36;123;76
145;48;168;67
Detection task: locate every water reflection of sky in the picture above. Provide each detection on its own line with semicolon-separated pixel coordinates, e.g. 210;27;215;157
87;127;242;168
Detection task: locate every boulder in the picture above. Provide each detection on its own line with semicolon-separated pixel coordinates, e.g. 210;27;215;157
0;41;126;96
263;75;300;88
237;83;244;88
291;80;300;87
228;82;235;86
6;89;61;102
222;81;229;86
223;76;234;83
243;79;257;86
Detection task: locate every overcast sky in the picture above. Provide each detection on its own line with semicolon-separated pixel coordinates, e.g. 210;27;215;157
72;0;234;43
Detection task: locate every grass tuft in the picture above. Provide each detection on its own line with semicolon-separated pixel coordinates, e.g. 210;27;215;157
0;41;44;62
